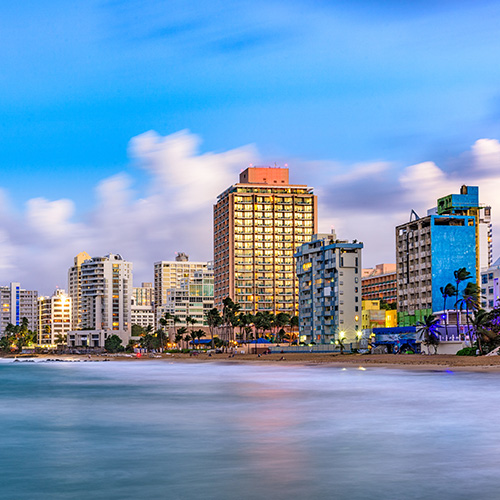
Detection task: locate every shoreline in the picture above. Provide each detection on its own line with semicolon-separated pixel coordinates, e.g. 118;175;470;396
3;352;500;373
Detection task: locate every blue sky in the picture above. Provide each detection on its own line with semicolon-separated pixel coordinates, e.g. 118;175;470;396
1;0;500;291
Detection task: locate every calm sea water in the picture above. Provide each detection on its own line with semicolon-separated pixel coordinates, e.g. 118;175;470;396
0;359;498;500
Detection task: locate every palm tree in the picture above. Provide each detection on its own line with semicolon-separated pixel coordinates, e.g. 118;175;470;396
54;333;67;347
290;315;299;344
186;315;197;345
222;297;240;343
194;329;206;349
184;333;193;349
469;309;491;355
160;312;181;343
177;326;188;349
454;268;473;333
457;282;481;347
416;314;440;354
206;308;222;349
440;283;457;339
275;312;290;342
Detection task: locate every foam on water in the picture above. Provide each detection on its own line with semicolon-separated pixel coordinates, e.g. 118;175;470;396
0;361;498;500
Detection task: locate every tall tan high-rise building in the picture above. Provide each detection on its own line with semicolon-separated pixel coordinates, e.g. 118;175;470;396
68;251;91;330
214;166;317;314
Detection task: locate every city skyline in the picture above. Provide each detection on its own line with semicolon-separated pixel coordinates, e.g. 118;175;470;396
1;1;500;293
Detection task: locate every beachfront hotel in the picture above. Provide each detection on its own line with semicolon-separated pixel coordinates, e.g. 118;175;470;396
37;289;72;345
214;166;317;314
154;253;212;326
67;253;132;348
396;214;476;326
295;232;363;344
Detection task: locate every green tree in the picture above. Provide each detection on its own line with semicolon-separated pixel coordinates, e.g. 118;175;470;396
105;334;124;353
206;308;222;349
454;268;473;333
290;315;299;344
469;309;492;354
275;312;290;341
440;283;457;338
131;324;144;337
54;333;67;346
416;314;440;354
457;282;481;350
177;326;188;349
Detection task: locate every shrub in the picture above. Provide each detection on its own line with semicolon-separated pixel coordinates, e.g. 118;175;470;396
456;347;476;356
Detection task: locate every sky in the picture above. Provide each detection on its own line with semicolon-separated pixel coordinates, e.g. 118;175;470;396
1;0;500;294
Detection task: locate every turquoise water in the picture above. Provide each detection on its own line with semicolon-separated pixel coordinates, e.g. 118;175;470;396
0;360;499;500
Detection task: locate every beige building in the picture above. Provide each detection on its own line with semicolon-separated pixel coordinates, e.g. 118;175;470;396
154;255;210;308
214;166;317;314
133;282;154;307
38;289;72;345
68;251;91;330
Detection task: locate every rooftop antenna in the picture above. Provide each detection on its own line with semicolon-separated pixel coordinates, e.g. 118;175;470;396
410;209;420;221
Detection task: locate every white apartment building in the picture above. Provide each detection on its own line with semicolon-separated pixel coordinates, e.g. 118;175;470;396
481;257;500;311
154;254;211;320
156;268;214;329
131;299;155;330
68;251;91;330
0;282;38;336
295;233;363;345
38;289;72;345
68;253;132;348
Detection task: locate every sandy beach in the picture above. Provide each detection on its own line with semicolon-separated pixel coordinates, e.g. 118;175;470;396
6;352;500;372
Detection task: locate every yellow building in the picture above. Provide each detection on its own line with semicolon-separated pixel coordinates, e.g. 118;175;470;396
362;300;397;329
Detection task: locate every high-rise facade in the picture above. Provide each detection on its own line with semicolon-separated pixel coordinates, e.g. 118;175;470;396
396;214;476;326
154;255;210;310
38;289;72;345
68;251;91;330
214;166;317;314
435;185;492;276
68;254;132;348
295;233;363;344
157;267;214;328
80;254;132;332
0;282;38;336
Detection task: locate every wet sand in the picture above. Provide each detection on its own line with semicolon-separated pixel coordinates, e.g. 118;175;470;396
7;352;500;372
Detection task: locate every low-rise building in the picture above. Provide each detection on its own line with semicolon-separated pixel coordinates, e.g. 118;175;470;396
362;300;398;330
296;232;363;345
362;264;397;304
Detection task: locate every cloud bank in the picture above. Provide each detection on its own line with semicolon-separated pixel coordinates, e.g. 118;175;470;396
0;131;498;294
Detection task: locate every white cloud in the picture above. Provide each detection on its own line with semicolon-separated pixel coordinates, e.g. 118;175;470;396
0;131;499;293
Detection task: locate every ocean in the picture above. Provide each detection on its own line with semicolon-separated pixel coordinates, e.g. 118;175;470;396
0;359;498;499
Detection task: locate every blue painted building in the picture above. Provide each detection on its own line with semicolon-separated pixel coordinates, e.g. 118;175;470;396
396;214;476;326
